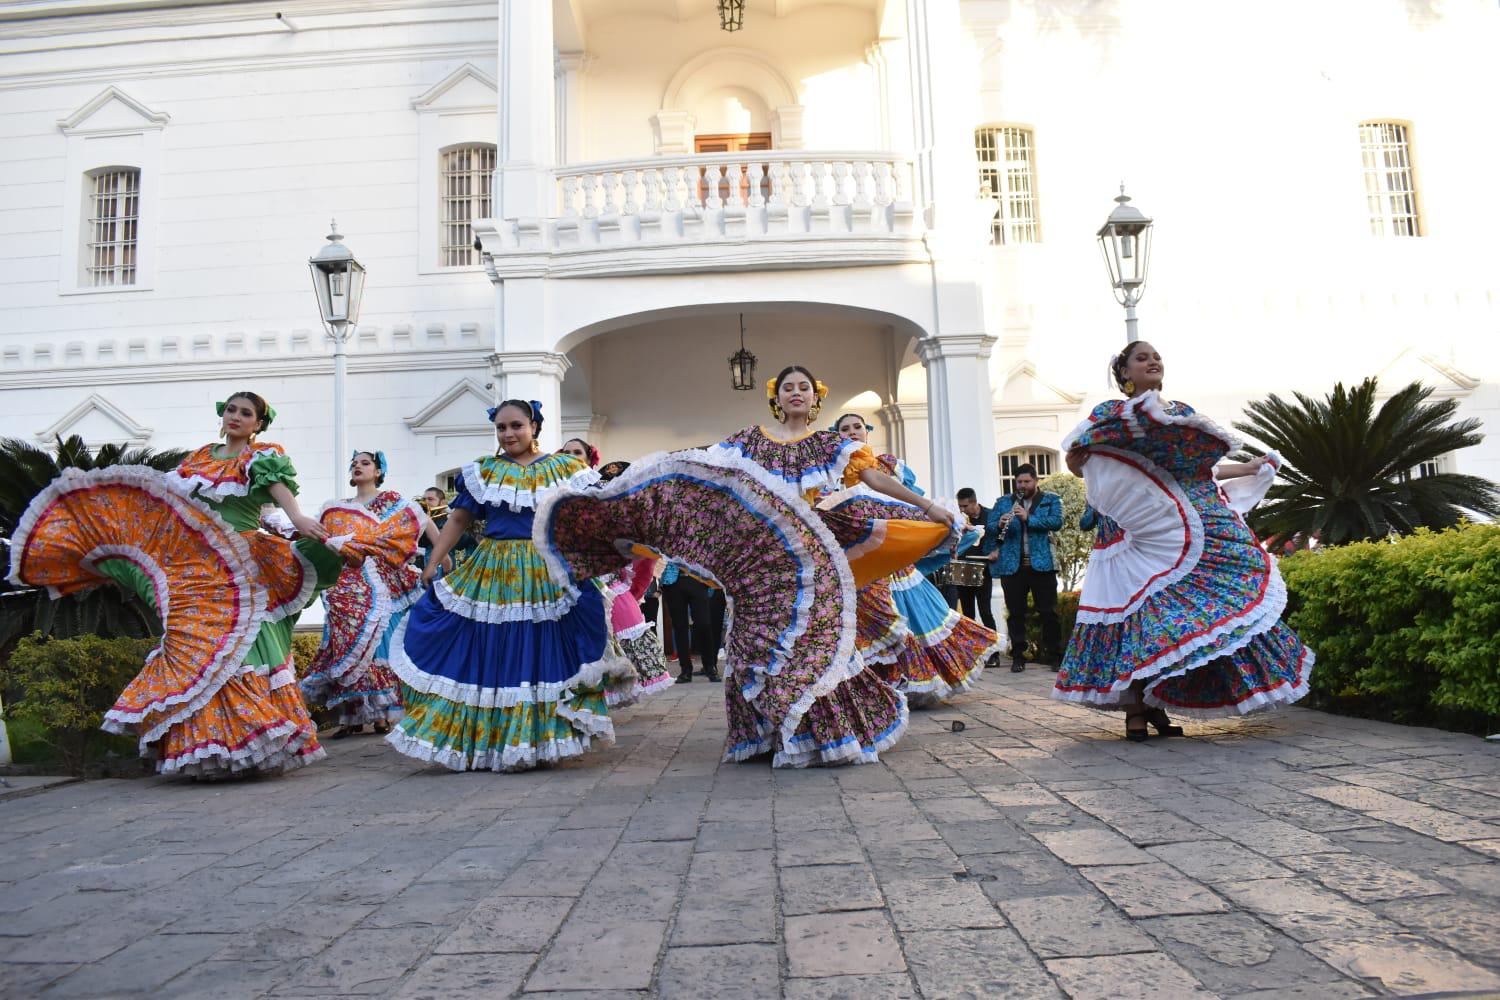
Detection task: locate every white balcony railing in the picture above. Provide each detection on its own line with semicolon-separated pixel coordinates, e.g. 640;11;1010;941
478;150;923;278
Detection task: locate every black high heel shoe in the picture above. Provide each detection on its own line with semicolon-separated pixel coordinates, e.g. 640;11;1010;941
1145;708;1184;737
1124;709;1150;743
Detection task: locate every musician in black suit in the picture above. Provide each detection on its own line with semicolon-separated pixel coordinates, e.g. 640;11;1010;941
954;488;998;631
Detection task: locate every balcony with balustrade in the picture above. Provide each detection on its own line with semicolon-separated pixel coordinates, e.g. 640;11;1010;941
476;0;938;281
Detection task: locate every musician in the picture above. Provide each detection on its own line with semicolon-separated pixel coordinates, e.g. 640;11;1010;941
985;464;1064;672
418;486;476;568
954;488;998;631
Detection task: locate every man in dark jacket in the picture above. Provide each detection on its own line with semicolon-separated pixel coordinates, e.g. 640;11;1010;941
985;464;1064;672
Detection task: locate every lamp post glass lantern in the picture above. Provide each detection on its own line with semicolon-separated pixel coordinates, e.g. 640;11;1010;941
1096;186;1152;341
718;0;744;31
309;221;366;480
729;313;757;391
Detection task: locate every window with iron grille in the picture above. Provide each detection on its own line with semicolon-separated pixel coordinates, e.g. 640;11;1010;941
440;144;495;266
976;126;1039;245
999;448;1055;496
1359;122;1421;237
86;168;140;286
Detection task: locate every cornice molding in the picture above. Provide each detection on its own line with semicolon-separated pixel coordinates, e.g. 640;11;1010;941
403;376;493;435
0;348;492;390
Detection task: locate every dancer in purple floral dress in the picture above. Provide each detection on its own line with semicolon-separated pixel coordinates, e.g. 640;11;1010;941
536;365;957;767
1054;341;1313;740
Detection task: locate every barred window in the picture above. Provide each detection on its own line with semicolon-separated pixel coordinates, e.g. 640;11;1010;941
1359;122;1421;237
440;144;496;266
976;126;1039;245
999;448;1055;496
86;168;139;286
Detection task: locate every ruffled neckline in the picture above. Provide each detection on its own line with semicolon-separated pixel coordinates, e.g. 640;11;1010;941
460;452;601;511
169;442;286;501
713;425;865;497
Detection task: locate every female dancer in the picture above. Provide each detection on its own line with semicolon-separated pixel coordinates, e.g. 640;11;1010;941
386;399;633;772
559;438;600;469
831;412;1000;706
536;365;957;767
301;451;446;738
1056;341;1312;740
593;460;673;704
9;391;348;776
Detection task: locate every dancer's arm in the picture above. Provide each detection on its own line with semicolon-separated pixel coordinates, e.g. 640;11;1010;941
268;482;329;541
421;516;454;573
1065;448;1089;477
1215;456;1272;480
421;508;473;583
858;467;958;531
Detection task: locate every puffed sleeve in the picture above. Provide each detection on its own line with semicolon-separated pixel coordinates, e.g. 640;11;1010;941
450;475;483;516
842;445;881;487
246;449;298;495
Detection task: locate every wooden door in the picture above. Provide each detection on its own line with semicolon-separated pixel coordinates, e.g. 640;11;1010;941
695;132;772;205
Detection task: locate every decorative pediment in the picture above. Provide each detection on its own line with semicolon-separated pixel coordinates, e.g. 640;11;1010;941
1376;348;1480;400
404;378;494;435
993;361;1085;412
410;63;498;112
58;86;170;135
37;394;152;446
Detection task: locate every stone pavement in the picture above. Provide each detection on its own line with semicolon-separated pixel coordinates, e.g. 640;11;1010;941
3;667;1500;999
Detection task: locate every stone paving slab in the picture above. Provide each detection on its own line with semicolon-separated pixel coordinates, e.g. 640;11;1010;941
2;668;1500;997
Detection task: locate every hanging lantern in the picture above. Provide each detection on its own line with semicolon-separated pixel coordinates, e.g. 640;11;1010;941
718;0;745;32
728;313;757;391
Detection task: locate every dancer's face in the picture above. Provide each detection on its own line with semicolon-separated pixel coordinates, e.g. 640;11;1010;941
220;396;261;440
494;405;536;457
836;414;869;443
778;371;815;421
349;453;379;485
559;440;590;464
1122;342;1164;393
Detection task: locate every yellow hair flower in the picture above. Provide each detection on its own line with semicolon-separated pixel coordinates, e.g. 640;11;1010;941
814;379;830;400
766;377;780;400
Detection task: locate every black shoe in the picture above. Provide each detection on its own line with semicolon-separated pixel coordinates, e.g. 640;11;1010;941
1009;658;1025;673
703;668;721;683
1125;711;1150;743
1146;708;1184;737
985;653;1000;669
675;671;694;684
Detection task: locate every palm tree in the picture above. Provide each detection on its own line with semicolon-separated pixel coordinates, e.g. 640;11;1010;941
1234;378;1500;546
0;435;188;645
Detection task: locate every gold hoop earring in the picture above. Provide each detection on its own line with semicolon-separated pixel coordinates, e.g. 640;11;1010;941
529;439;541;453
1123;380;1136;396
769;402;785;422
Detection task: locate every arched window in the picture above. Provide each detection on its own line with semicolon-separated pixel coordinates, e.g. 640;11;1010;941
999;447;1056;496
1358;121;1421;237
439;144;496;266
85;167;140;286
975;125;1039;245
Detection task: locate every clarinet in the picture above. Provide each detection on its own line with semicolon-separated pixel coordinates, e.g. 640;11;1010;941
995;490;1025;539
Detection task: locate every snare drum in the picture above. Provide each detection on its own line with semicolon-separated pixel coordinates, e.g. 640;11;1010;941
934;560;987;588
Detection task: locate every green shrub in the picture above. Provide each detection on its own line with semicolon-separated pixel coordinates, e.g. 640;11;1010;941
291;631;323;680
2;633;154;774
1281;524;1500;731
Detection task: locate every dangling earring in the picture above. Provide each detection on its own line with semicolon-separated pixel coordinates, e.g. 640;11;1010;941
770;401;786;422
529;439;541;453
1123;379;1136;396
809;401;822;421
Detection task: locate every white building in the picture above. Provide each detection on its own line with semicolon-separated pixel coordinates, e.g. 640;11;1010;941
2;0;1498;508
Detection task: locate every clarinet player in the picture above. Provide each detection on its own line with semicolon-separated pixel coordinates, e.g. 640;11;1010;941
985;464;1064;673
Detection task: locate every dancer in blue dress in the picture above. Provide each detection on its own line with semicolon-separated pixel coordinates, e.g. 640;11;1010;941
385;399;630;771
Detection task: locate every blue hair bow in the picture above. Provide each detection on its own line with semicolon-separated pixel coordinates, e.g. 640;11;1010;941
350;449;388;476
485;405;500;422
485;400;544;423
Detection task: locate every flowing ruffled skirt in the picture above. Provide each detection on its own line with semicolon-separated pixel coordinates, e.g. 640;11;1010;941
874;567;1001;707
599;569;673;707
301;559;416;726
1054;449;1313;716
535;450;951;767
386;536;631;772
7;467;342;776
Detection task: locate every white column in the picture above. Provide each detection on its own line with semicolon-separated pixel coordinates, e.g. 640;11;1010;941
488;350;571;451
497;0;556;220
903;0;983;233
555;51;590;166
917;334;999;501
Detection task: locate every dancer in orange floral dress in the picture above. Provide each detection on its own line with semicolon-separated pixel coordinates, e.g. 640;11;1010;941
9;391;352;777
